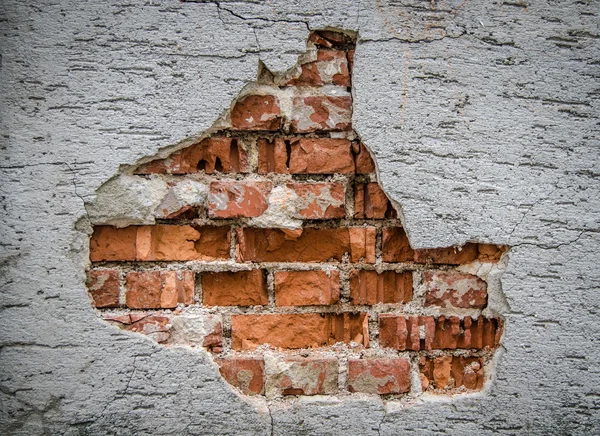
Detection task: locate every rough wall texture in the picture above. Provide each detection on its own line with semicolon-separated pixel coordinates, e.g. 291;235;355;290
1;1;598;435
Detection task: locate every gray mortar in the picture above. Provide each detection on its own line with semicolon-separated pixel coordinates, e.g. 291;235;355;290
1;0;598;435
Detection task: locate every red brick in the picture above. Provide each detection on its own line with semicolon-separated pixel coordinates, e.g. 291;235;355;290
267;357;339;396
379;315;503;351
288;49;350;87
274;270;340;306
423;270;487;309
291;96;352;132
202;269;267;307
352;142;375;174
231;313;368;350
382;227;414;263
86;269;120;308
307;31;334;48
258;138;289;174
208;181;272;218
349;270;412;305
90;225;230;262
354;183;396;219
289;138;355;174
477;244;508;262
315;30;348;45
288;182;345;219
419;356;484;391
134;137;248;175
203;321;223;352
414;244;479;265
125;314;172;343
347;49;355;75
230;95;282;131
125;270;194;309
217;357;265;395
236;227;375;263
347;358;411;394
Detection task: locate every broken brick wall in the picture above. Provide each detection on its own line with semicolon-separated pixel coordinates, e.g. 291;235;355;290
87;31;508;399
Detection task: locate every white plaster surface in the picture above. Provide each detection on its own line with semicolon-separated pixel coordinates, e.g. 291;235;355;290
1;0;598;434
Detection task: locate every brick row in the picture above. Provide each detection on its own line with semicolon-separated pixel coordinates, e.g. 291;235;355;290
378;315;503;351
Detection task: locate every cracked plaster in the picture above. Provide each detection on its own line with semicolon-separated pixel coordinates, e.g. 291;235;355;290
1;0;599;434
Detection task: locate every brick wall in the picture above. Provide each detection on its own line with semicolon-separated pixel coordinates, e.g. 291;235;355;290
87;30;507;399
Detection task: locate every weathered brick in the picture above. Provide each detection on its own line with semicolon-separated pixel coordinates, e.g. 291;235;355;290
258;138;289;174
379;315;503;351
349;270;412;305
354;183;396;219
291;96;352;132
288;49;350;87
477;244;508;262
90;225;230;261
266;357;339;396
125;270;194;309
231;313;368;350
288;182;345;219
414;244;480;265
289;138;355;174
352;141;375;174
208;181;272;218
381;227;414;263
217;357;265;395
169;314;223;352
86;269;120;308
347;49;355;75
419;356;484;391
124;314;172;343
347;358;411;394
423;270;487;309
236;227;375;263
274;270;340;306
202;269;268;307
134;137;248;175
230;95;282;131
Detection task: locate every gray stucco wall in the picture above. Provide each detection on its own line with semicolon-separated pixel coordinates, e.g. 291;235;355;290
1;1;598;434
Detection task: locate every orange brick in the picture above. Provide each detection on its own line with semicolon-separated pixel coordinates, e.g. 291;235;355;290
208;181;272;218
381;227;414;263
231;313;368;350
125;271;194;309
134;137;248;174
288;138;354;174
349;270;412;305
86;269;120;308
274;270;340;306
236;227;375;263
217;357;265;395
353;142;376;174
423;270;487;309
202;269;267;307
413;244;479;265
257;138;289;174
89;226;137;261
347;358;411;394
230;95;282;131
419;356;484;391
287;182;345;219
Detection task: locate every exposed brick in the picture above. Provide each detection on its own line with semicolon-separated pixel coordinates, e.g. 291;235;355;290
352;142;375;174
231;313;368;350
289;138;355;174
202;269;268;307
316;30;349;45
379;315;503;351
208;181;272;218
266;357;339;396
274;270;340;306
424;270;487;309
230;95;282;131
203;321;223;353
125;314;172;343
90;225;230;262
349;270;412;305
258;138;289;174
217;357;265;396
169;314;223;352
134;137;248;175
288;182;345;219
288;49;350;87
125;270;194;309
236;227;375;263
382;227;414;263
354;183;396;219
291;96;352;132
347;49;355;75
414;244;480;265
419;356;484;391
308;31;333;48
86;269;120;308
477;244;508;262
347;358;411;394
